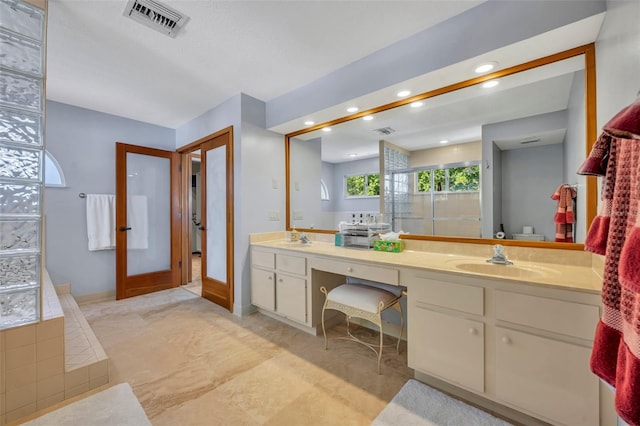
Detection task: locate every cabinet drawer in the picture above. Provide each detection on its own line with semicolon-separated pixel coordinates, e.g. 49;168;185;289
276;254;306;276
311;257;398;285
495;327;599;425
495;291;599;340
410;276;483;315
252;249;275;269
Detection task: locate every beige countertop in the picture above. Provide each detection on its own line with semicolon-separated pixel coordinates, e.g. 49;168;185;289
251;240;603;294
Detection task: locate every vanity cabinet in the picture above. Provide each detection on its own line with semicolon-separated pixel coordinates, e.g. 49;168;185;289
406;270;605;426
408;277;485;393
494;327;598;426
410;307;485;393
251;248;308;324
493;290;600;426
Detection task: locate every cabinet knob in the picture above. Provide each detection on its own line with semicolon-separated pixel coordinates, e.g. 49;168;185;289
278;278;283;282
347;267;353;273
268;276;272;280
468;328;477;335
501;336;511;344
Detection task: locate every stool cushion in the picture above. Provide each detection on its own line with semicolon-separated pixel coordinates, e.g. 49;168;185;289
347;277;405;297
327;284;398;314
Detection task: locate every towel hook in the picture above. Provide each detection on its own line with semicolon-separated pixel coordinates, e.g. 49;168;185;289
78;192;86;198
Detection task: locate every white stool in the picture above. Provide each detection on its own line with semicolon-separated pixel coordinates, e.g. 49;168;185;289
320;282;404;373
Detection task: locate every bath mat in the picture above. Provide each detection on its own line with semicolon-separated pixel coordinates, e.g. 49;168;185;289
23;383;150;426
372;379;512;426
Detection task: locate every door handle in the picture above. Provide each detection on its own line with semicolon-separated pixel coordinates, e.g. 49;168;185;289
198;226;205;231
119;226;132;232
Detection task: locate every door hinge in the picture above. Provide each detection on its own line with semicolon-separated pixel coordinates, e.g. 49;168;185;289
179;163;182;173
179;261;182;269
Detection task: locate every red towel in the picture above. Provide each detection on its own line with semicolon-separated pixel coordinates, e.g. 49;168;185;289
578;98;640;426
551;184;576;242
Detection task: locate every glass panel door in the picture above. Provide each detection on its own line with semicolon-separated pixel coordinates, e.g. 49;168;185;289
205;145;226;283
126;152;171;275
115;143;180;300
199;128;233;311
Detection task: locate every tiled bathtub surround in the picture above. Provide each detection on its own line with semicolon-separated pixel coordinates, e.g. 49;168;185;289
0;275;63;424
0;274;109;425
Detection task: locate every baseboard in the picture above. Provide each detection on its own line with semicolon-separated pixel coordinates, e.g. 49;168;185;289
74;290;116;305
235;302;258;317
55;283;71;295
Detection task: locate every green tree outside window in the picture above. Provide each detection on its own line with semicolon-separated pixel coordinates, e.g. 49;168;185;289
367;174;380;195
434;169;446;192
346;173;380;197
418;170;431;192
346;175;365;196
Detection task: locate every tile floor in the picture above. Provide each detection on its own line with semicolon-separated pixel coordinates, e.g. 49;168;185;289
78;288;414;425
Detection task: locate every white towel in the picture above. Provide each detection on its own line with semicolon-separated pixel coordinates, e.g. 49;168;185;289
86;194;116;251
128;195;148;250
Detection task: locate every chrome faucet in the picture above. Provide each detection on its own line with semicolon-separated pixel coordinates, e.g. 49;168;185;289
299;232;311;244
487;244;513;265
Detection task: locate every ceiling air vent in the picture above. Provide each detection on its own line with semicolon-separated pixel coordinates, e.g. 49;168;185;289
123;0;190;38
519;137;541;145
374;127;396;136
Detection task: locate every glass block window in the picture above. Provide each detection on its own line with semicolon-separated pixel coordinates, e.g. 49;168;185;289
383;145;409;227
0;0;45;330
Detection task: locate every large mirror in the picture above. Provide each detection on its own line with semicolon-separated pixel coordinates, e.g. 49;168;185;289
286;45;596;248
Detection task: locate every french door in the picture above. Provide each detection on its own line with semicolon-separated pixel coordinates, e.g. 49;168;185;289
115;142;181;299
199;129;234;311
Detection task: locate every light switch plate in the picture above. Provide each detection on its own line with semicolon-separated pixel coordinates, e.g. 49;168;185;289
268;211;280;221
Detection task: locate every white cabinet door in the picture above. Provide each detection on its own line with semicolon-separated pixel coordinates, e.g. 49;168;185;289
276;275;307;323
495;327;599;426
409;307;484;393
251;268;275;311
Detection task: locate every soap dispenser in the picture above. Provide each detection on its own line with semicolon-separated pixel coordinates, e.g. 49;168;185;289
289;227;299;242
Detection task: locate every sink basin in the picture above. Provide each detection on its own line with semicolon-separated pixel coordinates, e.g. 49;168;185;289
450;261;560;279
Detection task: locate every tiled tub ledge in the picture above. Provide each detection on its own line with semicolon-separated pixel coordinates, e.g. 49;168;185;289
55;285;109;400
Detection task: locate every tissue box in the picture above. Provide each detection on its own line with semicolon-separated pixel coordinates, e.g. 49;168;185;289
373;239;404;252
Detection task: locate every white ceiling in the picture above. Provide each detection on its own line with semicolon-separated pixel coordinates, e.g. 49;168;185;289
46;0;485;129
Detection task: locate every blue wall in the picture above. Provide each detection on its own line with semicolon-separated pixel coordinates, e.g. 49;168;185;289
44;101;175;297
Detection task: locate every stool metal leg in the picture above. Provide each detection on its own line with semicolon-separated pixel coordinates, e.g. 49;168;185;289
395;301;404;354
377;320;383;374
320;286;329;350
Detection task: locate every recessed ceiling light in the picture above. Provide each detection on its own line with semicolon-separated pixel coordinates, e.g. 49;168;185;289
347;107;359;113
482;80;499;88
348;153;358;157
304;120;314;126
322;127;331;132
439;140;449;144
397;90;411;97
474;62;497;73
410;101;424;108
363;115;374;121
